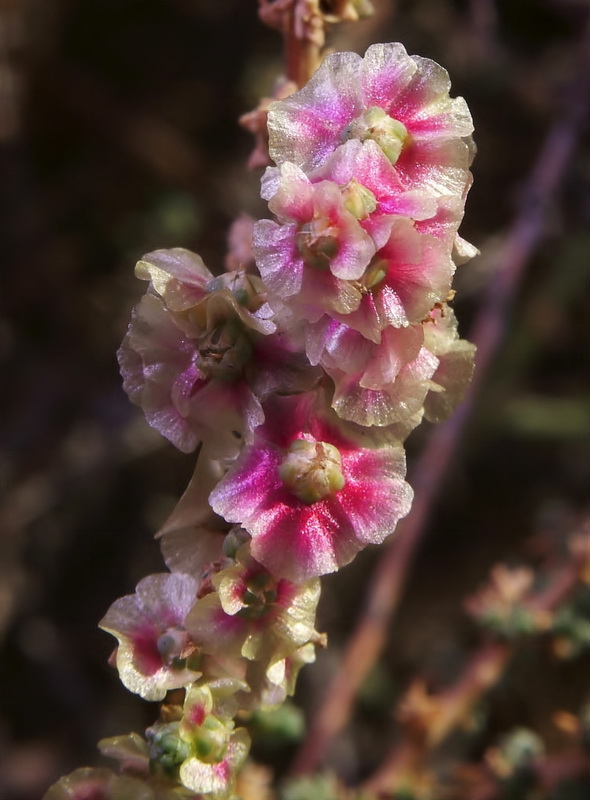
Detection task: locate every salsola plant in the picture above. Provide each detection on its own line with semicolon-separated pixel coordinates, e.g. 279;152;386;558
44;5;481;799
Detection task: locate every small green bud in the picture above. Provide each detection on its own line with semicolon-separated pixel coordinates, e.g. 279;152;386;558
341;178;377;219
279;439;346;504
222;527;251;559
345;106;409;165
146;722;191;774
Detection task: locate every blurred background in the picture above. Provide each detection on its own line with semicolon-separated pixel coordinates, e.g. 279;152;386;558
0;0;589;797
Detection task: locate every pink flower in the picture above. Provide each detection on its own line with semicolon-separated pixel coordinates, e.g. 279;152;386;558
209;393;413;582
309;138;438;223
99;573;200;701
254;167;454;344
327;217;455;340
314;321;439;427
178;682;251;798
268;43;474;202
253;164;379;322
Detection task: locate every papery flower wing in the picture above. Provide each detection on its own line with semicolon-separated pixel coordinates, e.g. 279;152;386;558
359;42;417;111
134;573;199;628
187;591;252;661
252;219;304;299
271;579;321;648
332;445;413;545
396;137;473;202
423;307;476;422
118;294;199;453
268;51;363;170
393;54;473;138
135;248;213;312
156;456;229;576
316;320;424;384
264;162;314;220
328;343;439;427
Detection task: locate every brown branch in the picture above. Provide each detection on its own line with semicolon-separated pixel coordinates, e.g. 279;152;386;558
363;528;590;795
464;750;590;800
290;18;590;777
259;0;325;88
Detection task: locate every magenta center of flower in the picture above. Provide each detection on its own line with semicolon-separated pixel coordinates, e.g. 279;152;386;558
279;439;346;504
344;106;409;165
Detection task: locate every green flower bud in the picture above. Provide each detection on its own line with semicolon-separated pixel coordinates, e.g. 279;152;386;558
146;721;191;774
342;178;377;219
346;106;409;165
279;439;346;504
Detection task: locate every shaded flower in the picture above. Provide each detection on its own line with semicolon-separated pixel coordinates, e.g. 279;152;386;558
118;248;315;456
210;392;413;581
100;573;201;701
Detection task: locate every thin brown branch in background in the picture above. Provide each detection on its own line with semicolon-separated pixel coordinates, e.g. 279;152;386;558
363;523;590;794
290;16;590;777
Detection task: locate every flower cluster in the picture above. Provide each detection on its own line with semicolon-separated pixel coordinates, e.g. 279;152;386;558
46;42;475;800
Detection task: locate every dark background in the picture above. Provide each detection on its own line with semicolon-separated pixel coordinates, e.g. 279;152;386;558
1;0;589;797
